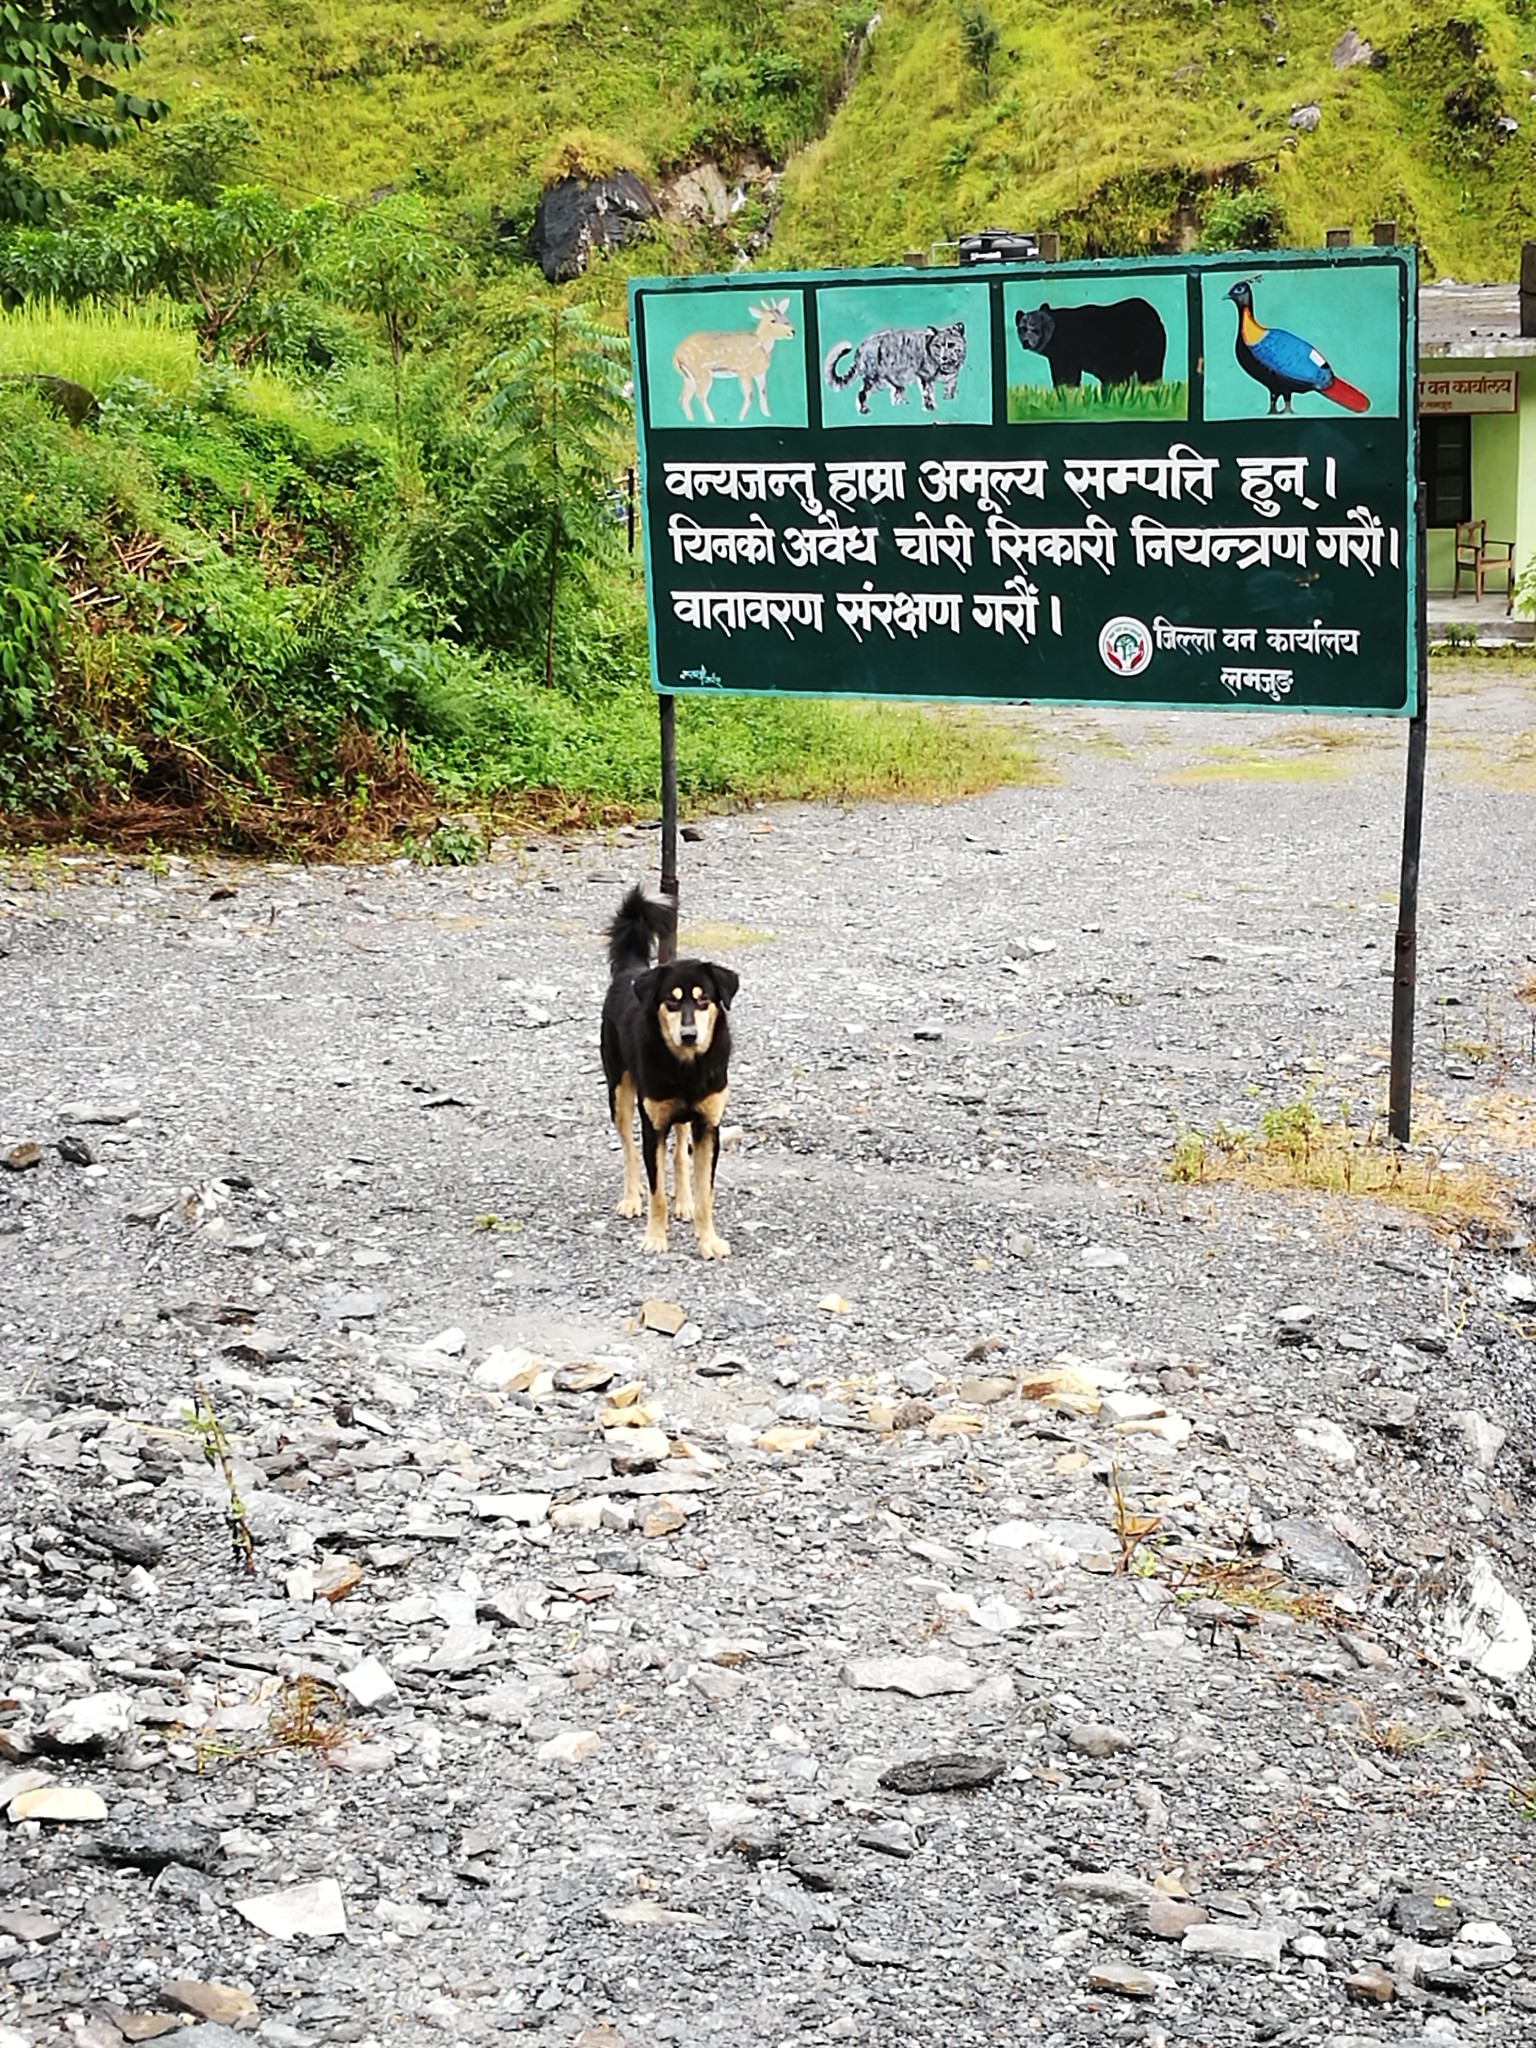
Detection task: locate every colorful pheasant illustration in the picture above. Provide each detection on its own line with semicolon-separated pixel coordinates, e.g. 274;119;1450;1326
1225;279;1369;415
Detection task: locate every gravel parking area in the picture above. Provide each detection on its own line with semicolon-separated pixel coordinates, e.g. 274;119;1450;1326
2;664;1535;2048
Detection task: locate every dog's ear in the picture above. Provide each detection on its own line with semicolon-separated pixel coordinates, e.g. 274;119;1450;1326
632;966;662;1010
710;964;740;1011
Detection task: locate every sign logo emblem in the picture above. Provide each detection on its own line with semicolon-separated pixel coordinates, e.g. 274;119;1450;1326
1098;616;1153;676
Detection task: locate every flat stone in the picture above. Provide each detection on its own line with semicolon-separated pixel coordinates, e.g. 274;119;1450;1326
110;2016;182;2043
1135;1897;1209;1939
1065;1721;1135;1759
60;1100;140;1124
536;1729;601;1764
1458;1918;1513;1947
1345;1962;1396;2004
1456;1410;1507;1471
462;1681;537;1727
1273;1516;1368;1592
1060;1870;1164;1908
423;1622;497;1673
92;1823;220;1872
1443;1555;1532;1679
162;1981;259;2028
73;1515;165;1567
470;1492;552;1524
8;1784;109;1823
0;1907;63;1942
878;1753;1002;1795
1181;1923;1283;1967
847;1938;911;1966
606;1428;670;1472
233;1878;347;1939
857;1819;917;1858
1295;1417;1357;1467
841;1656;976;1697
38;1691;134;1752
337;1656;398;1709
3;1142;42;1171
1391;1892;1463;1941
1086;1960;1159;1997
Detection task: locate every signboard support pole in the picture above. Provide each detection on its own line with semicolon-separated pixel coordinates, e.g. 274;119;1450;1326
1388;487;1429;1144
658;693;679;963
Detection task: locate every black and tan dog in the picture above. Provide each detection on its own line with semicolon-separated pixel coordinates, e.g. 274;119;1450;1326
601;886;739;1260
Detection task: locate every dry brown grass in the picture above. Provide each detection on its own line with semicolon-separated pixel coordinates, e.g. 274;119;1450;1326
1170;1558;1337;1626
1168;1096;1513;1230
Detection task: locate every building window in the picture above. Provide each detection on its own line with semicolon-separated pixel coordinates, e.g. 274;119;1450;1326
1422;416;1471;527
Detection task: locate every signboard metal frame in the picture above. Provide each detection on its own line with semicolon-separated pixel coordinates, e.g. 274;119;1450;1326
630;249;1430;1136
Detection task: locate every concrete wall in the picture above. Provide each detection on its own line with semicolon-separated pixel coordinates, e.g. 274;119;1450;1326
1422;358;1535;600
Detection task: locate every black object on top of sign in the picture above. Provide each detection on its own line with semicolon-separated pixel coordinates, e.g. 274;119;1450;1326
628;245;1419;716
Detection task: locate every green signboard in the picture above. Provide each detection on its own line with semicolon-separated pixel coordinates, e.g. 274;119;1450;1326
628;246;1418;715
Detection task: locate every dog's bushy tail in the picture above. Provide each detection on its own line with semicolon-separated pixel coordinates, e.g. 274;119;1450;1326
607;885;674;976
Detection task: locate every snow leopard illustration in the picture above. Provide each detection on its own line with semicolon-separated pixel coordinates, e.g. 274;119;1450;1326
823;321;967;415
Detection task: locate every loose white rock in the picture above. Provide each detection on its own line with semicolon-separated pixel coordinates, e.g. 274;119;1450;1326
1442;1553;1533;1680
1295;1418;1357;1468
337;1656;399;1710
39;1691;134;1750
841;1656;977;1697
536;1729;601;1764
235;1878;348;1939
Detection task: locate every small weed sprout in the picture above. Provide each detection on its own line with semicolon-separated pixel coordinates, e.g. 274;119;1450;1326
1109;1461;1161;1574
187;1383;255;1575
407;817;486;866
196;1675;351;1772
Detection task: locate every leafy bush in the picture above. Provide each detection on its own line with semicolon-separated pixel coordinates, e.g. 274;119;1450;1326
1199;186;1283;253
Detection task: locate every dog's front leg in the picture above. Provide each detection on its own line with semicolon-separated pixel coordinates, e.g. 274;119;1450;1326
670;1125;694;1220
613;1073;643;1217
690;1120;730;1260
640;1114;669;1253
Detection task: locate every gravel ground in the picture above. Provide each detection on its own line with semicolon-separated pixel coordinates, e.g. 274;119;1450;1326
2;665;1535;2048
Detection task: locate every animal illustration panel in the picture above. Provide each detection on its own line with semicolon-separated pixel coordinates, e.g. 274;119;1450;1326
815;282;993;429
1201;264;1402;422
1002;272;1189;422
639;287;809;431
824;320;968;416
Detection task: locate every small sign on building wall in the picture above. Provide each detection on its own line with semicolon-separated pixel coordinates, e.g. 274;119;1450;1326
1417;371;1518;414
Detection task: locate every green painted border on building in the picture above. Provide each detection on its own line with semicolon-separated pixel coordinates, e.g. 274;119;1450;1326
629;246;1419;717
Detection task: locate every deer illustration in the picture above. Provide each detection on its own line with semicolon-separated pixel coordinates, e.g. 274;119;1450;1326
671;298;796;423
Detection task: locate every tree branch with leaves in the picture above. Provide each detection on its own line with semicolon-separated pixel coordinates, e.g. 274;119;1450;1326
0;1;172;222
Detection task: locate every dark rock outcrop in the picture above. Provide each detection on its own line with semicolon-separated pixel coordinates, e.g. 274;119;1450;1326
529;171;657;282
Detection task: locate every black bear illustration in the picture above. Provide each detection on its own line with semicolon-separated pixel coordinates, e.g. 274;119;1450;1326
1013;299;1167;388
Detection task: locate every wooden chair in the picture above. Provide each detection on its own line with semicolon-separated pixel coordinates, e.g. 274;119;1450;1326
1453;519;1516;610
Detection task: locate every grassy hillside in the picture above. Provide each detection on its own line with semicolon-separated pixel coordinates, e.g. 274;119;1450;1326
133;0;1536;279
774;0;1536;276
134;0;855;231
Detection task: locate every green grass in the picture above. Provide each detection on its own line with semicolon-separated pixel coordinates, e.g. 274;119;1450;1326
114;0;1536;281
771;0;1536;277
1168;744;1350;784
0;299;198;396
133;0;847;221
1006;377;1187;421
415;650;1040;810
